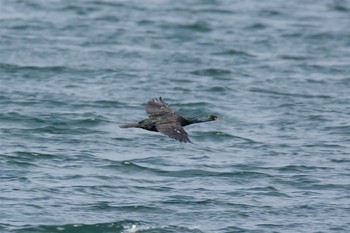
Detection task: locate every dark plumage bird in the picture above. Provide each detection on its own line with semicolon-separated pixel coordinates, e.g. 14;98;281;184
120;97;219;143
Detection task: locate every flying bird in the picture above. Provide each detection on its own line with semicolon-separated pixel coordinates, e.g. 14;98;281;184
120;97;219;143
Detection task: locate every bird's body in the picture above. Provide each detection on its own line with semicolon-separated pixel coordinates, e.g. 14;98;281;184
120;97;218;143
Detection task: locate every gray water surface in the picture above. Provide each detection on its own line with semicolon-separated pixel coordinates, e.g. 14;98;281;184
1;0;350;232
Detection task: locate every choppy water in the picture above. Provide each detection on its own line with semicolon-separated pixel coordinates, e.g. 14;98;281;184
1;0;350;232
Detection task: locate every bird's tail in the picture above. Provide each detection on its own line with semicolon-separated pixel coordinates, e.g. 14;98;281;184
119;123;139;128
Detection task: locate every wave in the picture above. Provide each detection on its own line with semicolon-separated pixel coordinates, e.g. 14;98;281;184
249;87;332;99
115;161;272;179
11;220;204;233
190;68;232;76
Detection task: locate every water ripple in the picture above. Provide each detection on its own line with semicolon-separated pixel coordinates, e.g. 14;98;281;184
14;220;204;233
249;87;333;99
190;68;232;76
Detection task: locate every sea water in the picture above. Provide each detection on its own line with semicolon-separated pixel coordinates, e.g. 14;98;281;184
1;0;350;232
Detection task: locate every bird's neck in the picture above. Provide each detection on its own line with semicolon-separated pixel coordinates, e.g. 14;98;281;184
183;117;210;126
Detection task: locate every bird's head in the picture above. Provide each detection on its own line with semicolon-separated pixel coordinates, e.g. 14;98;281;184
207;115;220;121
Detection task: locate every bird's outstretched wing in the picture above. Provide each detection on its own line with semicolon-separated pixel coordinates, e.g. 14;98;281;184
156;122;191;143
145;97;172;116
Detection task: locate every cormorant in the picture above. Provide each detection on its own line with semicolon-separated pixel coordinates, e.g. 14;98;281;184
120;97;219;143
